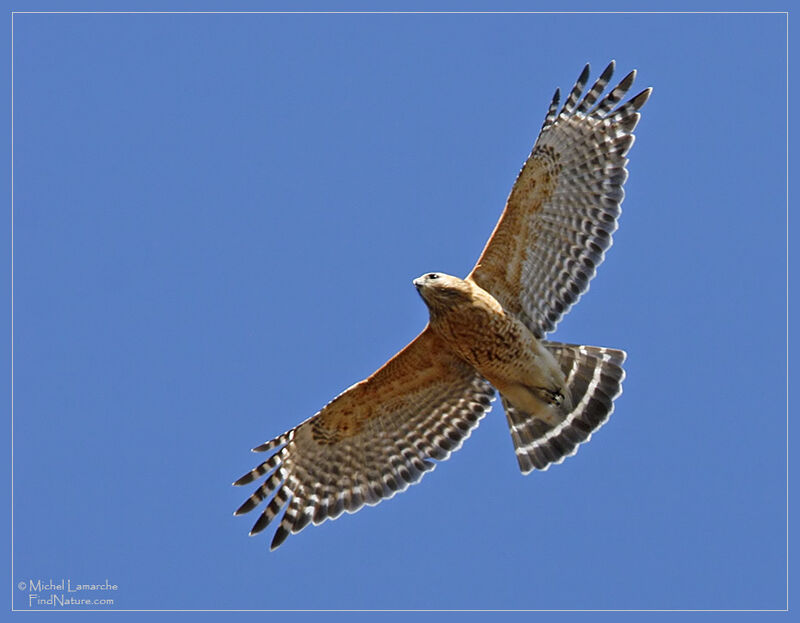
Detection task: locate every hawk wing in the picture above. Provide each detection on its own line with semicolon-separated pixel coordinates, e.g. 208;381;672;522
233;327;495;550
468;62;651;338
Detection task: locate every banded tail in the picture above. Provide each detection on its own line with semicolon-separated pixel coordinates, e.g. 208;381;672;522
504;342;625;473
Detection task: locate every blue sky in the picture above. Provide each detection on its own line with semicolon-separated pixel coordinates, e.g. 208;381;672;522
4;5;790;615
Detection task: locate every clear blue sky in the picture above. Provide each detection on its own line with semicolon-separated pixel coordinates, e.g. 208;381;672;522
5;5;790;615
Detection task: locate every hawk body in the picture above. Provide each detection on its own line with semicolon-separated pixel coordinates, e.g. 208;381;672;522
235;62;650;550
415;272;570;422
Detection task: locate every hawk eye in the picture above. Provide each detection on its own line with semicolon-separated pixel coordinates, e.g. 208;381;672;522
428;273;439;280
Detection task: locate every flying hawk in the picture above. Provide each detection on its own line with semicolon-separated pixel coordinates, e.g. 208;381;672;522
234;61;651;550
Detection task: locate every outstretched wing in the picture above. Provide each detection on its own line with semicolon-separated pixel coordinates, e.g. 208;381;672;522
468;61;651;338
233;327;495;550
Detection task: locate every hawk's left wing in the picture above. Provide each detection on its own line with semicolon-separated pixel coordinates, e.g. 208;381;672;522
468;62;651;338
233;327;494;550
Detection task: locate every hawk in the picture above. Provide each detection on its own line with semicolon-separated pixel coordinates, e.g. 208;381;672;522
234;61;651;550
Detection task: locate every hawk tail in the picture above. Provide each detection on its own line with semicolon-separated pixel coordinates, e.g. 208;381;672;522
504;342;625;473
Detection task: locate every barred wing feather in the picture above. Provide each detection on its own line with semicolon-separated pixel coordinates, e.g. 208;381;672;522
469;61;651;338
233;327;495;550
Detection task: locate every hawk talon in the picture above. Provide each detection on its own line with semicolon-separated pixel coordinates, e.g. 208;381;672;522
531;386;565;406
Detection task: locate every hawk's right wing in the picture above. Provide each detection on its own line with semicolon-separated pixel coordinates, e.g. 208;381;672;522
468;62;651;338
233;327;495;550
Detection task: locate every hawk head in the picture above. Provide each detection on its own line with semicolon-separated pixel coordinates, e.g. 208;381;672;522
413;272;473;314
